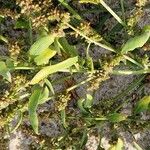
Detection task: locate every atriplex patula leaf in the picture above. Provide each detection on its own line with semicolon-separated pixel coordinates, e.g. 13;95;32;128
134;96;150;114
29;34;55;56
34;47;57;65
121;31;150;53
28;85;42;134
30;57;78;84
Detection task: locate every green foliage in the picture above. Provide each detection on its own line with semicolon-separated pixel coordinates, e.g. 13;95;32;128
0;61;11;82
28;85;42;134
30;56;78;84
134;96;150;114
107;113;127;123
79;0;100;4
0;0;149;149
77;94;93;114
34;47;57;65
29;35;55;56
58;37;78;57
121;31;150;53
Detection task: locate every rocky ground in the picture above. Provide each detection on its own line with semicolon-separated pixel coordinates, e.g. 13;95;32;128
0;0;150;150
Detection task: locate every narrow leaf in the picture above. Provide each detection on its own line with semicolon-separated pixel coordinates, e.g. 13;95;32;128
45;79;55;95
58;37;78;57
34;47;57;65
38;86;49;105
133;141;143;150
79;0;99;4
0;35;8;43
28;86;42;134
80;129;88;148
121;31;150;53
30;57;78;85
29;35;55;56
77;98;89;114
134;96;150;114
61;109;67;128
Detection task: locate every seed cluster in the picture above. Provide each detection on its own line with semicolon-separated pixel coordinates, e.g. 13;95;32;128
136;0;148;7
127;9;144;35
16;0;53;28
55;93;71;111
76;22;103;42
8;42;21;59
88;55;124;91
0;8;18;19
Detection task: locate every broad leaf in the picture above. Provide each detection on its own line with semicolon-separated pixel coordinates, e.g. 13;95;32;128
107;113;127;123
34;47;57;65
58;37;78;57
134;96;150;114
121;31;150;53
28;86;42;134
30;57;78;84
0;61;11;82
29;35;55;56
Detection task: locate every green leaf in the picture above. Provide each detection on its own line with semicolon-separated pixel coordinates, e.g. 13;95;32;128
84;94;93;109
38;86;49;105
143;25;150;32
134;96;150;114
28;86;42;134
121;31;150;53
77;98;89;114
0;61;11;82
80;129;88;148
34;47;57;65
61;109;67;128
45;79;55;95
0;35;8;43
30;57;78;85
29;35;55;56
15;18;29;29
79;0;100;4
107;113;127;123
109;138;124;150
58;37;78;57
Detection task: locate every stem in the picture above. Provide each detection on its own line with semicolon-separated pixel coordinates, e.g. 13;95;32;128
28;17;33;46
68;116;107;121
58;0;82;20
66;76;93;92
14;67;35;70
66;23;116;52
86;43;91;59
120;0;126;23
123;55;144;68
112;69;150;75
100;0;126;26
